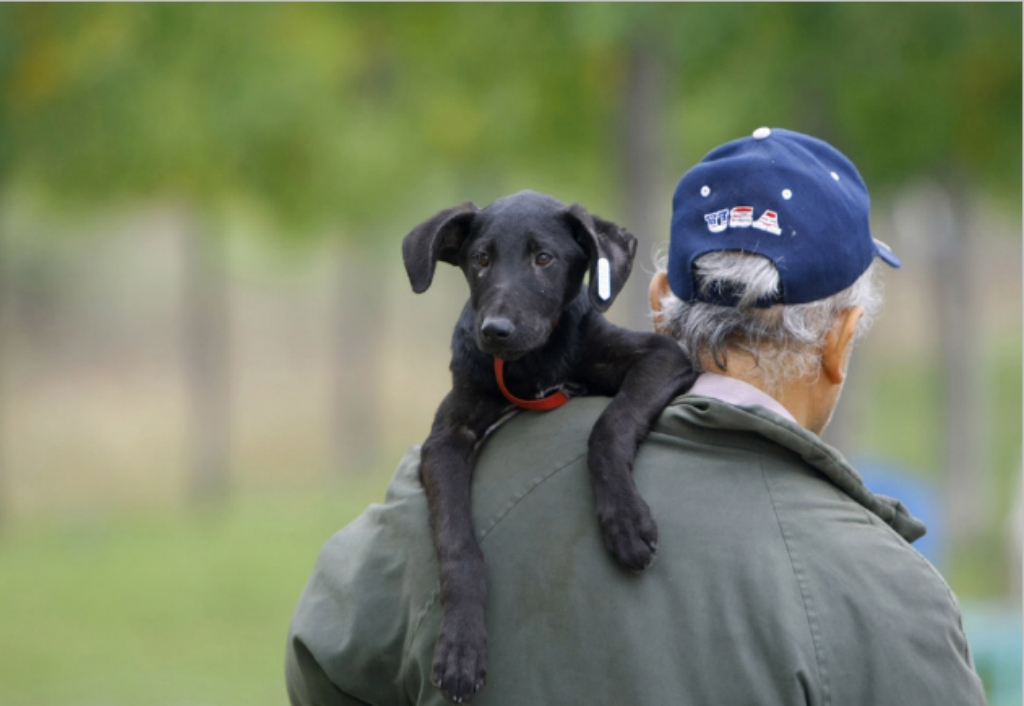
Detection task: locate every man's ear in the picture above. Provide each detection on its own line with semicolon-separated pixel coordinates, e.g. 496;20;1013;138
401;202;478;293
648;270;672;334
822;306;864;384
563;203;638;312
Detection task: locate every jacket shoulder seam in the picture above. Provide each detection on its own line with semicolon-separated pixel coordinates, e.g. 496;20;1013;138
760;454;832;706
474;449;589;542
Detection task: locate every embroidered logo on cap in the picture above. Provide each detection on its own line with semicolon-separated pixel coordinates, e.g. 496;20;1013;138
704;209;729;233
752;210;782;235
729;207;754;228
705;207;783;236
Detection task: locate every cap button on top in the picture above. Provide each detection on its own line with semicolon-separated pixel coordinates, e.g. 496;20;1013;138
752;127;771;140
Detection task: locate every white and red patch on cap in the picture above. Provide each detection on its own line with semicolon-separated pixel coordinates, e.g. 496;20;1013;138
752;210;782;235
729;206;754;228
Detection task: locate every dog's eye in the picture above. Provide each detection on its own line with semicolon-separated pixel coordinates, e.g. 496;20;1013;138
535;252;553;266
475;253;490;267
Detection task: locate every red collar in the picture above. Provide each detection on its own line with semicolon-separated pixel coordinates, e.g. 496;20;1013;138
494;358;571;411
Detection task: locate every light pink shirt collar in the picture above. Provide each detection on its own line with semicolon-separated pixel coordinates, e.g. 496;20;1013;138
686;372;798;425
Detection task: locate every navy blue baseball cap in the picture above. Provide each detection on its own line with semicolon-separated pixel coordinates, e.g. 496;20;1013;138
668;127;900;307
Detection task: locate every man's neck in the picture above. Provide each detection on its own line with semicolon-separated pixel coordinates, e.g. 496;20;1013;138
700;353;834;434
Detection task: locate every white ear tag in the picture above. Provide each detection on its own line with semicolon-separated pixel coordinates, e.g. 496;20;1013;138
597;257;612;301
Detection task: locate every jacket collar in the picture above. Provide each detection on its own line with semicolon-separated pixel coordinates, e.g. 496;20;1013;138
668;394;927;543
688;372;797;424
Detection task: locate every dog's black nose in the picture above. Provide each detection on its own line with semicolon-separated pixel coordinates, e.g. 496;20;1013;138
481;317;515;340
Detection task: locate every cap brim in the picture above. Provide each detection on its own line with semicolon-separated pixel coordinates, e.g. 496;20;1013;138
874;239;901;268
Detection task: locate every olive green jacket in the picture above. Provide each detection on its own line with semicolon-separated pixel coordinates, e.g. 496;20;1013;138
286;395;986;706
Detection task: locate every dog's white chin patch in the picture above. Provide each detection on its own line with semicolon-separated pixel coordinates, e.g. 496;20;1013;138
597;258;611;301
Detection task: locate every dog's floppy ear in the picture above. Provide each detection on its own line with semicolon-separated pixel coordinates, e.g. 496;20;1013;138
563;203;637;312
401;202;478;294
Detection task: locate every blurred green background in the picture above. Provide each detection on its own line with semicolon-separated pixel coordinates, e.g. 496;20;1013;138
0;4;1020;705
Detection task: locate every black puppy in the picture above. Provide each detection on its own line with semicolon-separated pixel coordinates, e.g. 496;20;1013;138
402;191;696;704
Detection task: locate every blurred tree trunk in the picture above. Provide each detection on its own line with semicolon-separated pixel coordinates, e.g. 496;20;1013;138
934;178;986;544
895;181;987;545
618;43;664;330
0;220;7;528
182;217;231;506
332;244;380;475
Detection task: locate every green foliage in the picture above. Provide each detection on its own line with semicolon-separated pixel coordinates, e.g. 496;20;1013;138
668;4;1022;195
0;4;1019;239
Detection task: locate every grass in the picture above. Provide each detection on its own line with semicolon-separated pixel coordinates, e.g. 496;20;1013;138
0;480;390;706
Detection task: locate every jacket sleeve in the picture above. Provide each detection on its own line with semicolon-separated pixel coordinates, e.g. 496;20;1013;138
757;443;988;706
802;513;988;705
284;448;437;706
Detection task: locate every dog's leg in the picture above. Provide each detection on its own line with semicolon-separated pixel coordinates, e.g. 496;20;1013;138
579;327;697;572
420;388;509;704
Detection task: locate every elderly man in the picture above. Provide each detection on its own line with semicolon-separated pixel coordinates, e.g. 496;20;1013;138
286;128;986;705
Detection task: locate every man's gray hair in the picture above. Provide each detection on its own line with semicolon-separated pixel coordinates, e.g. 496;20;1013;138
655;251;882;393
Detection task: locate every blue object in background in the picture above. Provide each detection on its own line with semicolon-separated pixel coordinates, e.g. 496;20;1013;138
852;456;945;567
963;603;1024;706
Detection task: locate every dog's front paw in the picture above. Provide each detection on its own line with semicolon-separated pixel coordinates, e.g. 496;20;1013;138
431;621;487;704
596;494;659;573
